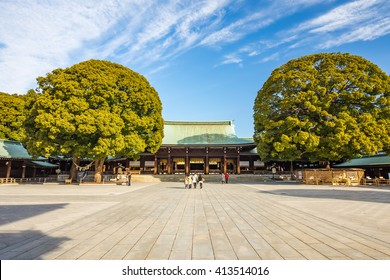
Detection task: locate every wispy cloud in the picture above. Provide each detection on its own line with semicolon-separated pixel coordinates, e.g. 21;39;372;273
200;0;329;47
100;0;232;67
218;54;243;66
297;0;382;34
281;0;390;49
228;0;390;65
260;52;280;63
0;0;234;93
0;0;388;94
0;0;139;93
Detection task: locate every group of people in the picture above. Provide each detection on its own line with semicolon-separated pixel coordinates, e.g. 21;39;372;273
184;173;204;189
184;172;231;188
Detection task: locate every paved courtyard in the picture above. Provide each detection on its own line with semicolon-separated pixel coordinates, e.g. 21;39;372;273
0;181;389;260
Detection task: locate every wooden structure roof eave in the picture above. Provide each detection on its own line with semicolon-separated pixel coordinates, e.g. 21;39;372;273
160;143;256;148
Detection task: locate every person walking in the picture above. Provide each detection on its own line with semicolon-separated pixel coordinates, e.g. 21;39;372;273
221;173;226;184
198;174;204;189
188;174;192;189
225;172;229;184
184;174;189;189
192;173;198;188
127;172;132;186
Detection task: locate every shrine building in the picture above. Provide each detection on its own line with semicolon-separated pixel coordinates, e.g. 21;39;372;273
126;121;263;175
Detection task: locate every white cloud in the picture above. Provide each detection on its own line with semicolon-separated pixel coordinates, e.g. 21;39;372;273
0;0;389;94
297;0;384;33
90;0;232;69
200;0;329;47
319;17;390;48
0;0;139;93
220;54;243;65
247;0;390;59
0;0;237;93
260;52;280;63
286;0;390;49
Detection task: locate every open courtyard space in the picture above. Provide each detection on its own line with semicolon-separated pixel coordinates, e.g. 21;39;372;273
0;181;390;260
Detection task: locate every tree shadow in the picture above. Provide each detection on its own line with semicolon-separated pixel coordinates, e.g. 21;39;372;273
259;188;390;204
0;203;71;259
0;204;68;226
0;230;70;259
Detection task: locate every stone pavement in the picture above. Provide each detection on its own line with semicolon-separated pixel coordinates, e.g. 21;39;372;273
0;181;389;260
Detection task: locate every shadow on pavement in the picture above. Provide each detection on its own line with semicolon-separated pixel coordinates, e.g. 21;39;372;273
0;230;70;259
0;204;68;226
260;189;390;204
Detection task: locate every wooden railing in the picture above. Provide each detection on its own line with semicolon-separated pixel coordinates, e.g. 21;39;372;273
0;177;58;184
0;178;17;184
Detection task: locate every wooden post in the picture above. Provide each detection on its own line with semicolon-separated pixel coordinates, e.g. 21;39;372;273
22;162;26;178
223;149;227;174
205;147;209;175
236;147;241;175
6;160;12;178
168;148;171;175
140;157;145;174
249;159;254;174
185;147;189;174
154;155;158;175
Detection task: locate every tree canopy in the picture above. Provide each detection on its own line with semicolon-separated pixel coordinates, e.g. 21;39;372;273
24;60;164;180
253;53;390;162
0;92;26;141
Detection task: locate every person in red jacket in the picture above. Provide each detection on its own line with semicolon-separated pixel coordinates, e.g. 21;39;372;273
225;172;229;184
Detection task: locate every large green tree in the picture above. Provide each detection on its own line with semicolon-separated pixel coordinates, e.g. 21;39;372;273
254;53;390;163
0;92;26;141
24;60;164;181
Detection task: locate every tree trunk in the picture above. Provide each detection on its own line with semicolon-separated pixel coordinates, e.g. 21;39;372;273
70;155;80;181
94;159;105;183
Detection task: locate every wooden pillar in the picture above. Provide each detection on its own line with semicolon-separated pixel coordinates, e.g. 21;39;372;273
22;161;26;178
154;155;158;175
6;160;12;178
140;157;145;173
223;147;227;174
236;147;241;175
250;159;254;174
167;148;171;175
205;147;209;175
185;147;189;175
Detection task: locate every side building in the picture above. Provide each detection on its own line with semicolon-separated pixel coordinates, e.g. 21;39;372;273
0;139;58;181
126;121;263;175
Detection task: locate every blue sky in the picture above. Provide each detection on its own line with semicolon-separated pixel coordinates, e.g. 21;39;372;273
0;0;389;137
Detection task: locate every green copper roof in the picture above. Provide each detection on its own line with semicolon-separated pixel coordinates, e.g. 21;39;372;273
334;154;390;167
162;121;254;145
0;139;32;159
29;160;59;168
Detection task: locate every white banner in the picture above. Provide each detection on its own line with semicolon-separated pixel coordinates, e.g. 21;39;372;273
2;260;390;280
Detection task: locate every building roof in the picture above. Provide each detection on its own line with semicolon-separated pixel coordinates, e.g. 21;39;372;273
28;160;59;168
0;139;32;159
162;121;254;146
334;154;390;167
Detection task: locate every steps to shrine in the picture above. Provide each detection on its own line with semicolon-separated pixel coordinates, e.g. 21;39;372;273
131;174;292;183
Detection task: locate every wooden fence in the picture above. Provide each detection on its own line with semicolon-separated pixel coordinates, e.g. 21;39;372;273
296;168;365;186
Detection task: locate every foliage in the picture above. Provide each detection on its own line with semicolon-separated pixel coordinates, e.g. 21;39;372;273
24;59;164;164
0;92;26;141
253;53;390;162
